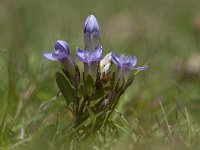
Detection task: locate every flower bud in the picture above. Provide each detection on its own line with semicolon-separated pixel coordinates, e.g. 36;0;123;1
100;52;112;78
84;15;100;50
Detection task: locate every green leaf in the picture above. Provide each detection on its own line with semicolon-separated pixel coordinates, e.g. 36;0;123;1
91;89;105;101
42;124;57;140
121;75;135;93
127;71;135;82
55;72;75;104
86;107;96;118
77;84;85;98
61;65;80;87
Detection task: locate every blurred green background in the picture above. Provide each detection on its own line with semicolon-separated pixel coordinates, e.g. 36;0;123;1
0;0;200;149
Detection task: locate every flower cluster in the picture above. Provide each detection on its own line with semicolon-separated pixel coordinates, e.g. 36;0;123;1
43;15;147;139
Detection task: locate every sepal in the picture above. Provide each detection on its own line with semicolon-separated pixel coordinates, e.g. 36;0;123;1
84;75;95;97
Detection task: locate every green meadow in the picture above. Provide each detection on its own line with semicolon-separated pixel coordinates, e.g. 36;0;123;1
0;0;200;149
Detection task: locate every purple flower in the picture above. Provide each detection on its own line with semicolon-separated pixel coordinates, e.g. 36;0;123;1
84;15;99;34
111;52;147;71
111;52;148;85
43;40;70;61
43;40;76;74
76;45;103;63
84;15;100;50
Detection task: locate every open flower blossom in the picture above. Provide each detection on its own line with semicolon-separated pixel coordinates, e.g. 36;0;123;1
76;45;103;64
43;40;71;61
111;52;148;85
43;40;76;74
84;15;100;50
111;52;148;70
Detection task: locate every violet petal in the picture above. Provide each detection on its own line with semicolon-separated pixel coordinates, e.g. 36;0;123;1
132;65;148;70
90;45;102;61
43;52;58;61
111;52;121;67
76;47;86;62
54;40;69;55
52;53;68;60
84;15;99;33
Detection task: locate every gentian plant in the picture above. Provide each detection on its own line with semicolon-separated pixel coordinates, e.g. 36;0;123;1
43;15;147;141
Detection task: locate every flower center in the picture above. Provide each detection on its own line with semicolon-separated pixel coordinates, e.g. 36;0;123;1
119;54;135;68
84;50;92;62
